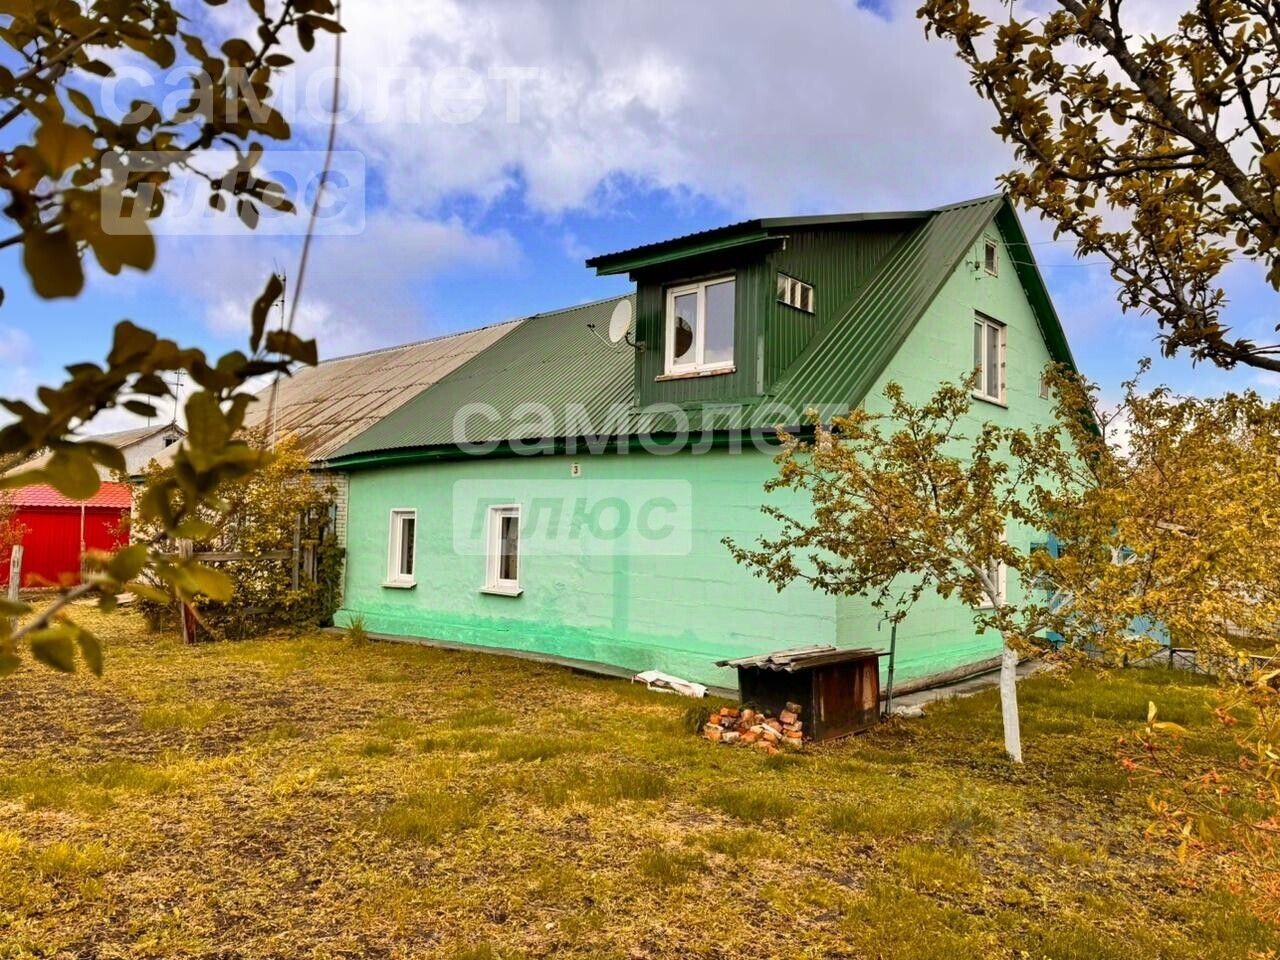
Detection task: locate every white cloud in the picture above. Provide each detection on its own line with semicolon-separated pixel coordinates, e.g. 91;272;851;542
156;214;520;358
279;0;1013;217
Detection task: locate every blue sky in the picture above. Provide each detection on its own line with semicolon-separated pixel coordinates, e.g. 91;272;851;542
2;0;1277;432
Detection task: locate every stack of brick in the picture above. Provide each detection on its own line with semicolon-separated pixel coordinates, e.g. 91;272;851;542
703;703;804;754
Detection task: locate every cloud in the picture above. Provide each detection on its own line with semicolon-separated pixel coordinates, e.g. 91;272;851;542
278;0;1012;217
156;214;520;357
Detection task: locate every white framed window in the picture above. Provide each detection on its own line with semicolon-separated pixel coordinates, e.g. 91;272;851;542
973;313;1006;405
1039;371;1052;400
776;273;815;313
484;504;521;596
664;275;736;375
385;509;416;587
983;237;999;276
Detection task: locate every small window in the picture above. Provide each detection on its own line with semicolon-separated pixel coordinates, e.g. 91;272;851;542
973;313;1006;405
777;273;815;313
1039;372;1051;400
386;509;416;586
665;276;736;375
983;237;999;276
484;505;521;595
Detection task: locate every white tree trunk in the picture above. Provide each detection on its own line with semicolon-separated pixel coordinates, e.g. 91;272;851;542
999;641;1023;763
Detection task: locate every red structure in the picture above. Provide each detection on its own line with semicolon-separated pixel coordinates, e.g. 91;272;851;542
2;483;131;588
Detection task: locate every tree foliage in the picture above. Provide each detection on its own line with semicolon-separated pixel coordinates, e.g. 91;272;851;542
729;364;1280;882
725;370;1141;762
919;0;1280;372
132;432;344;639
0;0;341;675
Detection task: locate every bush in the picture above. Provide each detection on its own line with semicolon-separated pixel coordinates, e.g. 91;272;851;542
133;432;343;638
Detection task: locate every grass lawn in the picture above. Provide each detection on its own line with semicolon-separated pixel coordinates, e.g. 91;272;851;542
0;610;1274;960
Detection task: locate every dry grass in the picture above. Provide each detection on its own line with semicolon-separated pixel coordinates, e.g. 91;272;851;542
0;609;1273;959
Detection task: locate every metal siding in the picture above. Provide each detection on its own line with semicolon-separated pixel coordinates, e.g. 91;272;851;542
764;225;915;386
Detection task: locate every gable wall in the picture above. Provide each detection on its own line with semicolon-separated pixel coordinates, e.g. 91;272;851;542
835;219;1060;681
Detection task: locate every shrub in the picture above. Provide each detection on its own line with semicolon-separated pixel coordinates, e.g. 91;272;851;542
132;432;344;638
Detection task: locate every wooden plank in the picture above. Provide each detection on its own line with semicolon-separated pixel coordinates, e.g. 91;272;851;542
8;545;22;601
154;550;291;562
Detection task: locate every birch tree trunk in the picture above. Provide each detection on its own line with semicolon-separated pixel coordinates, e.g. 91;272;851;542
999;640;1023;763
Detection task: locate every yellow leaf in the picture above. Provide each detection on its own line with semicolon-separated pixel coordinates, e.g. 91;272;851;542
22;229;84;299
34;119;95;176
45;450;100;500
1147;700;1158;724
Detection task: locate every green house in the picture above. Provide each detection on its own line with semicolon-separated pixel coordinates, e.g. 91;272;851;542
326;194;1077;691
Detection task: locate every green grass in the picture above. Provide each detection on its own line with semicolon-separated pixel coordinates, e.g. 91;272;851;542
0;608;1272;959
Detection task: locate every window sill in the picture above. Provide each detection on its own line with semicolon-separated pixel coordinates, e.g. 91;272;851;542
655;366;735;383
480;584;523;598
972;392;1008;409
381;580;416;590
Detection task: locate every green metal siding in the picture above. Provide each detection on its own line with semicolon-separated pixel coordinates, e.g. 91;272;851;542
763;224;912;386
632;247;774;407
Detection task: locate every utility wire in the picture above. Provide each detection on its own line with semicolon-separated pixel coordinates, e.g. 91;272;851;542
265;0;343;448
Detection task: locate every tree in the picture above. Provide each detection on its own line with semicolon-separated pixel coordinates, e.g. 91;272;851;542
725;372;1147;763
0;0;341;676
919;0;1280;373
131;431;344;638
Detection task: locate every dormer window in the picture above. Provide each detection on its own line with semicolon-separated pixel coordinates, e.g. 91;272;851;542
664;276;736;376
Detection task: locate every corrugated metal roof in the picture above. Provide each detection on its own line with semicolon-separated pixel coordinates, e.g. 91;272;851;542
239;321;521;461
716;645;888;670
7;482;132;509
332;297;635;456
331;195;1077;465
585;210;933;275
769;194;1005;413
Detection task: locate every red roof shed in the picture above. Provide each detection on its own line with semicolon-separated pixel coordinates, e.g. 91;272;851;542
2;483;132;588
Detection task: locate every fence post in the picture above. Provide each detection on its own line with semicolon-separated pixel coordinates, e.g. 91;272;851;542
7;545;21;603
291;516;301;591
177;539;195;644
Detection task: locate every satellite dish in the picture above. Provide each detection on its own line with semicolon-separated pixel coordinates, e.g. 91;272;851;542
607;299;633;343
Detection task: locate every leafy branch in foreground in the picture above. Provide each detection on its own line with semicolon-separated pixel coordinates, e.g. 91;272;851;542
0;0;341;674
919;0;1280;373
0;279;316;675
730;363;1280;905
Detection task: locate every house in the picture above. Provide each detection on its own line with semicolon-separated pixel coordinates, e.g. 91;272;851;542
16;423;185;481
324;194;1078;690
1;482;132;588
228;321;519;546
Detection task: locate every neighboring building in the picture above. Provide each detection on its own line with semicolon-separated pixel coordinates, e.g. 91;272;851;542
1;483;131;588
18;423;185;480
325;194;1078;690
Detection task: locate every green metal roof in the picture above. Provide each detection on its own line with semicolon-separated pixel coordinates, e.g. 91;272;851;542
328;195;1078;467
585;210;931;277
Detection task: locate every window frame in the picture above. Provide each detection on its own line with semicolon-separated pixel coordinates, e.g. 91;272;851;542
483;504;522;597
384;508;417;588
663;275;737;376
983;236;999;276
776;272;815;314
973;313;1007;406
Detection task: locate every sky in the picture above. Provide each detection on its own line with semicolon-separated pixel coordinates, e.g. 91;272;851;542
2;0;1278;432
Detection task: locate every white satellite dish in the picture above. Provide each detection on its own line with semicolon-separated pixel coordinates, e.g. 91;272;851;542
607;299;633;343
